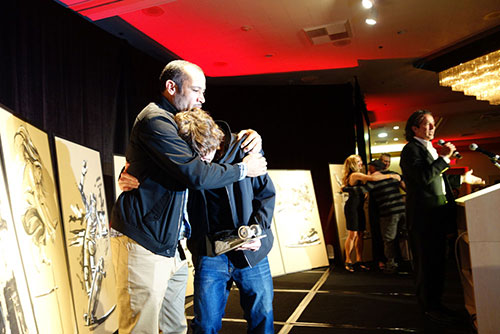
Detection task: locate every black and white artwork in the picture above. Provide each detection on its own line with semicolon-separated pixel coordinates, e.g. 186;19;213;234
55;136;117;333
0;153;37;334
0;106;77;333
267;170;329;274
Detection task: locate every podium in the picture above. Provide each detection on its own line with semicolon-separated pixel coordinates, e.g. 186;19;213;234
456;183;500;334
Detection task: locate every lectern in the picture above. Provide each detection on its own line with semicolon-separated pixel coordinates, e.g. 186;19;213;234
456;183;500;334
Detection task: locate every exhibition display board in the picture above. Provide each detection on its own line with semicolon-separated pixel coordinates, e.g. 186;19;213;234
0;106;77;333
267;170;329;274
266;219;286;277
54;137;118;333
328;164;348;260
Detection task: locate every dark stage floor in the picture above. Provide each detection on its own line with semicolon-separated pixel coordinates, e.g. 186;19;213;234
185;260;475;333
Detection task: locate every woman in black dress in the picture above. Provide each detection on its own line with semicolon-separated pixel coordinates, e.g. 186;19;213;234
342;155;400;272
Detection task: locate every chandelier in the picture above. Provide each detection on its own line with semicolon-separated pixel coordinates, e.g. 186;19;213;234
438;49;500;105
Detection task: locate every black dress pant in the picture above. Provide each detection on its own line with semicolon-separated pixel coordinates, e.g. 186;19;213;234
409;204;453;311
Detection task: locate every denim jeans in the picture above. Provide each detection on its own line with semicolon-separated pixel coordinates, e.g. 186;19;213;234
379;212;406;262
191;254;274;334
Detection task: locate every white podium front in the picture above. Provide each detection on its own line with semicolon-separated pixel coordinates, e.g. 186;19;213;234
456;183;500;334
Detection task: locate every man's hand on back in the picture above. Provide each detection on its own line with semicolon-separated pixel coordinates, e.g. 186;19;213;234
118;163;140;191
237;129;262;154
243;153;267;177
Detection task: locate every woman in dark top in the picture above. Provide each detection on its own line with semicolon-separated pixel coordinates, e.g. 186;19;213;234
341;155;400;272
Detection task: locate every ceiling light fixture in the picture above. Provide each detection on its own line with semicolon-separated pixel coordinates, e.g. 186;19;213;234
365;18;376;25
365;8;377;25
361;0;373;9
439;49;500;105
393;125;399;130
377;132;388;138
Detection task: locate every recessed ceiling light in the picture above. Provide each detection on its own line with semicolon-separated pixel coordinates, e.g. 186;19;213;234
378;132;388;138
366;8;377;25
393;125;399;130
362;0;373;9
365;18;377;25
394;138;399;141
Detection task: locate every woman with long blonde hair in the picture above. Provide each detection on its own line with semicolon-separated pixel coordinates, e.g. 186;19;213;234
342;154;400;272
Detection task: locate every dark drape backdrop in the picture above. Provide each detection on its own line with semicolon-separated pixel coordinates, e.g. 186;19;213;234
0;0;169;176
1;0;360;257
204;84;356;251
0;0;172;212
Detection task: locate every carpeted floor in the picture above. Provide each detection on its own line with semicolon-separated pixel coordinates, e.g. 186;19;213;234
185;259;475;333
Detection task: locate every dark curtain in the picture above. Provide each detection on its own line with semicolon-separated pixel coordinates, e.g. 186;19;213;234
0;0;168;174
204;83;356;251
0;0;171;208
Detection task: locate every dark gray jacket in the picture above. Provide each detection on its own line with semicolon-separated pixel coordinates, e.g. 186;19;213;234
187;121;276;268
111;98;241;257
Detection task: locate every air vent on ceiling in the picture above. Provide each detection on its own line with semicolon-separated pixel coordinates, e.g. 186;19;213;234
303;20;352;45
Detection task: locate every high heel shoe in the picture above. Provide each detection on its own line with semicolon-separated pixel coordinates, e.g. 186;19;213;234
345;262;355;273
355;262;370;271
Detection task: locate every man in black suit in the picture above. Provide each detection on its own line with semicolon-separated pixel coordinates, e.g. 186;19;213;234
400;110;483;325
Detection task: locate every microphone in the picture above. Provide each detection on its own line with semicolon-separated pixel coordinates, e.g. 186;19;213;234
437;139;462;159
469;143;500;161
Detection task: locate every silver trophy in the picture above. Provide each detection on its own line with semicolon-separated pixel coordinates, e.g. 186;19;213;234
213;224;266;255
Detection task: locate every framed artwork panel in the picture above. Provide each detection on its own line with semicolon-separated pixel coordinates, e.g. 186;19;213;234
267;170;329;274
0;153;38;334
54;136;118;333
0;106;77;333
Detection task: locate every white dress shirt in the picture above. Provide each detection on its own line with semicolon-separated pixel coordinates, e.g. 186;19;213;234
414;136;448;195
